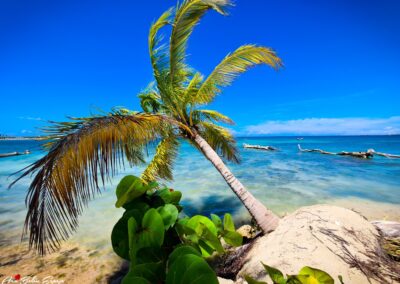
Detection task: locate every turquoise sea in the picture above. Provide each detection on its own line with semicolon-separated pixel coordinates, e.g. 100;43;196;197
1;136;399;249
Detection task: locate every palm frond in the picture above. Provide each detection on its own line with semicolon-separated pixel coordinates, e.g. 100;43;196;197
169;0;230;86
149;8;173;95
191;109;234;125
183;72;204;103
197;121;239;162
10;113;168;254
195;45;283;104
141;135;179;182
149;8;173;73
138;83;162;113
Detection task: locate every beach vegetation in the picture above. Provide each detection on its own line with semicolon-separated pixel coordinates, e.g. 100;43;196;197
111;175;242;283
245;263;336;284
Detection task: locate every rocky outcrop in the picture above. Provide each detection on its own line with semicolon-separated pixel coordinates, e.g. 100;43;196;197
372;220;400;238
237;205;400;283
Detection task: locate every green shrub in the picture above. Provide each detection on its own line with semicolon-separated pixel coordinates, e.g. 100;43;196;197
245;263;338;284
111;175;243;283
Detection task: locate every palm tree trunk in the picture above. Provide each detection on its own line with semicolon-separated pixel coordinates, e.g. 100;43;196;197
192;132;279;234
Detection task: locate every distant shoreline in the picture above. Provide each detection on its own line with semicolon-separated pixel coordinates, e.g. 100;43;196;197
1;134;399;141
235;134;400;138
0;137;45;141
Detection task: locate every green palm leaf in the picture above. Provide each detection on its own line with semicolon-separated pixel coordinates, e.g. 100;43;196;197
149;8;173;99
169;0;230;86
195;45;283;104
191;109;234;125
138;83;162;113
149;8;172;76
197;122;239;162
141;135;180;182
10;113;168;254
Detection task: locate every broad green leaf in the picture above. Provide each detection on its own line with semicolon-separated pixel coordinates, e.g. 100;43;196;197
157;188;173;203
170;190;182;204
157;204;179;230
157;187;182;204
163;226;182;248
121;274;150;284
223;213;235;232
175;218;197;240
286;275;302;284
168;245;201;267
262;263;286;284
186;215;218;235
197;223;224;254
129;262;164;283
210;214;223;232
115;175;155;208
137;208;165;248
198;239;216;257
222;230;243;247
244;275;268;284
123;199;150;212
111;207;147;261
127;217;139;262
297;266;334;284
111;216;131;260
166;254;218;284
136;247;166;264
123;207;147;224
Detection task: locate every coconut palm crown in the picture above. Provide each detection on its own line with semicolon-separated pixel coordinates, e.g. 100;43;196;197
12;0;283;254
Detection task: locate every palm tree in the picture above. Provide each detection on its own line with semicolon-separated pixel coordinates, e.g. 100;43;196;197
12;0;282;254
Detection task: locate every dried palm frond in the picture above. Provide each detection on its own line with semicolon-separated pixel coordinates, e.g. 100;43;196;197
10;113;168;254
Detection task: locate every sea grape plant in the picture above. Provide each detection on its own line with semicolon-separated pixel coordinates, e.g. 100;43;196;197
111;175;243;283
245;263;336;284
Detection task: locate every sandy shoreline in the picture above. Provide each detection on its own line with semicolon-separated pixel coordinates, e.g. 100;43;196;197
329;198;400;222
1;198;399;283
0;242;123;284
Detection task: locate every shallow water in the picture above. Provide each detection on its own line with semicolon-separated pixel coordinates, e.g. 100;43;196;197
0;136;399;250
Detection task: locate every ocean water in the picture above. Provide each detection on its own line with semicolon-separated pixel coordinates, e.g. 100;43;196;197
0;136;399;249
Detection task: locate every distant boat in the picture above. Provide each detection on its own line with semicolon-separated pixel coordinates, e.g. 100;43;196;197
0;150;30;158
296;137;304;140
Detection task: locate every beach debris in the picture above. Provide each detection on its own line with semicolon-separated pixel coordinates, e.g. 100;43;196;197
0;150;31;158
367;149;400;159
297;144;400;159
243;143;277;151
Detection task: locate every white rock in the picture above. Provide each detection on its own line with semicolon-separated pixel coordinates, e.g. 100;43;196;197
371;220;400;238
238;205;396;284
218;277;235;284
236;225;254;239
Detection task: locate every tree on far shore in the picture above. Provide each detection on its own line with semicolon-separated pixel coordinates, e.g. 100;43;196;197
12;0;282;254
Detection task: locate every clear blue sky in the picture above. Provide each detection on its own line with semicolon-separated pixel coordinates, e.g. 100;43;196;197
1;0;399;136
